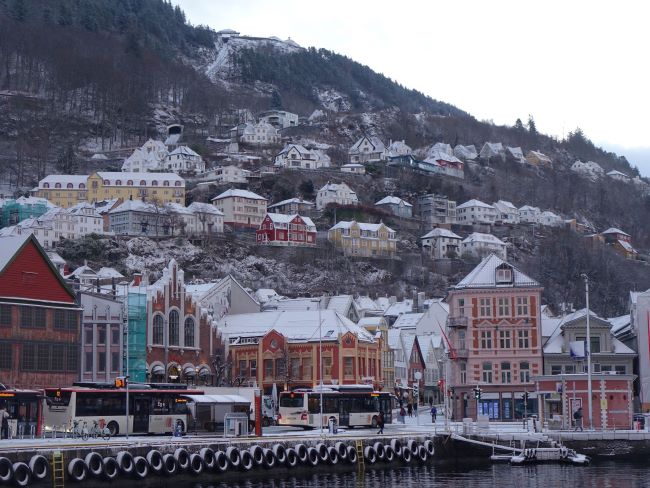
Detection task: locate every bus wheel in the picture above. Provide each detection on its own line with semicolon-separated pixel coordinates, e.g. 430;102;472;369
107;421;119;436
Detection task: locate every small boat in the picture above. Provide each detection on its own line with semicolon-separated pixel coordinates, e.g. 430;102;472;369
509;447;590;466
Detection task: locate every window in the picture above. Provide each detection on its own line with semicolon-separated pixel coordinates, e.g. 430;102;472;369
302;357;312;379
480;330;492;349
564;364;575;374
36;343;50;370
97;325;106;345
111;352;120;373
184;317;195;348
460;362;467;384
84;352;93;373
249;360;257;377
291;358;301;378
499;330;511;349
518;362;529;382
239;360;248;377
84;326;93;345
498;297;510;317
152;315;163;345
516;297;529;316
518;330;529;348
496;267;512;283
140;180;146;186
127;180;133;186
479;298;491;317
501;362;511;383
264;359;274;378
551;365;562;375
66;183;73;189
168;310;179;346
112;326;120;345
21;307;46;329
55;183;61;189
98;352;106;372
344;357;354;376
0;342;12;369
115;180;122;185
615;365;627;374
276;358;286;378
576;336;601;354
323;357;332;376
482;362;493;383
0;305;10;326
66;345;78;371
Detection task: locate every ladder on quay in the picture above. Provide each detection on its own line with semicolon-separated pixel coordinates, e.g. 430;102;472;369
355;439;365;468
52;451;65;488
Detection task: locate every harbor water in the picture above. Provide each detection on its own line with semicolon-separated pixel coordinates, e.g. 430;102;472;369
110;460;646;487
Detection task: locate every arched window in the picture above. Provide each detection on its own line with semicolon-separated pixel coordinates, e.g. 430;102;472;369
115;180;122;186
55;183;61;189
153;315;163;345
152;180;158;186
140;180;146;186
66;183;73;189
127;180;133;186
164;181;170;187
80;183;86;189
169;310;179;346
103;180;109;185
174;181;181;187
43;183;50;188
184;317;195;348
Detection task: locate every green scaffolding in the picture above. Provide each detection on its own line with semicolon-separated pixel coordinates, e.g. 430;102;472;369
126;291;147;383
0;199;49;227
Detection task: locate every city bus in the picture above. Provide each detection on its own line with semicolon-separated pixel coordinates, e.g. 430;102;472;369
0;388;42;437
43;383;203;436
278;385;395;430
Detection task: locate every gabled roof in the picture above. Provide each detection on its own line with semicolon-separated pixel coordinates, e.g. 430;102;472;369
212;189;267;201
187;201;224;215
494;200;518;211
375;196;412;207
109;199;159;214
461;232;505;245
519;205;541;212
602;227;630;236
318;182;355;194
454;254;539;289
607;170;629;177
329;220;395;233
97;267;125;279
393;313;424;329
169;145;201;158
265;213;315;228
457;199;494;210
326;295;354;315
420;228;462;240
268;198;315;209
350;135;386;153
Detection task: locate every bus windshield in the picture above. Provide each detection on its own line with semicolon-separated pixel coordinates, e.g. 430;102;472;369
279;394;304;408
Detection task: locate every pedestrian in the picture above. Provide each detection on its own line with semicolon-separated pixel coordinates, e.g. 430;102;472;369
377;411;385;434
399;405;406;424
0;402;9;440
573;407;583;431
413;401;418;417
431;405;437;423
407;403;413;418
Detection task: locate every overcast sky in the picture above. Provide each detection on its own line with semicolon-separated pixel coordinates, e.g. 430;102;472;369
172;0;650;174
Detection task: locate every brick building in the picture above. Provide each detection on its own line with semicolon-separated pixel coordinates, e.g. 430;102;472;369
0;234;81;388
446;254;543;421
220;310;382;394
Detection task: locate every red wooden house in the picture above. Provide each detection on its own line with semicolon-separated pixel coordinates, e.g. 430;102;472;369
256;213;316;247
0;234;81;388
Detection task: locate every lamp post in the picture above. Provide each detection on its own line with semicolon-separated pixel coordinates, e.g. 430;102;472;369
581;273;593;430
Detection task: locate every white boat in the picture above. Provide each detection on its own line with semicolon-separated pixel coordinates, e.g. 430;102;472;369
510;447;590;466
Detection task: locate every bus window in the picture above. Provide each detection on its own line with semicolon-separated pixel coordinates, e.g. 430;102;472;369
172;398;189;414
153;398;171;415
308;396;320;413
280;394;304;408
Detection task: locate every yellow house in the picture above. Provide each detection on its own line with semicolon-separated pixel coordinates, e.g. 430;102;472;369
34;172;186;208
327;220;397;257
525;150;552;168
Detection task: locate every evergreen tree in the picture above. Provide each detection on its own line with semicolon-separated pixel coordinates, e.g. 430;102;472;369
10;0;26;21
527;115;538;138
514;118;525;132
57;3;72;26
270;90;283;110
56;144;78;174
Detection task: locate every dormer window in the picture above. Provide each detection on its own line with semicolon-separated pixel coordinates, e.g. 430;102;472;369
496;264;513;284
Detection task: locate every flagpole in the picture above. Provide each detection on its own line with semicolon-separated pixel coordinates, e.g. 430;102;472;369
581;274;593;430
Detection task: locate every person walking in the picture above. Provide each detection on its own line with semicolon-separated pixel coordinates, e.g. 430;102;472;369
573;407;583;431
407;402;413;418
377;411;385;435
413;402;418;417
0;402;9;440
399;405;406;424
431;405;437;423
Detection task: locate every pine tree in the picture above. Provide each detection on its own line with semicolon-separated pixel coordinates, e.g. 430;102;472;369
10;0;26;21
527;115;538;138
514;118;525;132
56;144;78;174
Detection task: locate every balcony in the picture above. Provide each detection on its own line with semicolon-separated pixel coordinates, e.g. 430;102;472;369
447;316;468;328
455;348;469;358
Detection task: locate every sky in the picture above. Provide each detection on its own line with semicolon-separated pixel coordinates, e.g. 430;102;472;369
172;0;650;174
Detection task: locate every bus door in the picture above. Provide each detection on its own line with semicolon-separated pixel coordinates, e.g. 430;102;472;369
380;396;392;424
338;397;350;427
132;396;150;433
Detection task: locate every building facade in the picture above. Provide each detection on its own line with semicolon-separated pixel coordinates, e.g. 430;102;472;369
211;189;268;230
349;136;386;164
328;220;397;258
375;196;413;218
446;254;543;421
316;182;358;210
267;198;315;215
274;144;331;169
256;213;317;246
456;199;497;225
416;194;457;226
461;232;507;260
0;234;81;388
420;228;462;259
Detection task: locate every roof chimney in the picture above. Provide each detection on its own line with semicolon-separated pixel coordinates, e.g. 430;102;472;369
132;273;142;286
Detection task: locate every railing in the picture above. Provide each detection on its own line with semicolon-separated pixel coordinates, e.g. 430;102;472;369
456;348;469;358
448;316;468;328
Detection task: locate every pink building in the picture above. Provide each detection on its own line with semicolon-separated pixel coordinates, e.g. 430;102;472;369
446;254;543;421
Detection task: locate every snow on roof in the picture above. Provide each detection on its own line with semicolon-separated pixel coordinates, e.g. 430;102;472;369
457;199;494;210
519;205;541;212
94;198;119;214
428;142;453;156
91;153;108;160
109;199;159;214
613;337;635;354
341;163;364;168
169;146;201;158
327;295;353;315
541;315;563;339
494;200;517;211
187;201;224;215
375;196;412;207
39;174;89;188
609;314;631;335
384;299;413;317
95;267;124;280
97;172;184;184
455;254;539;289
617;239;637;253
355;296;381;312
254;288;279;304
212;188;267;201
482;142;504;153
607;170;628;177
453;144;478;159
263;297;323;311
420;228;462;240
165;202;193;215
318;182;355;194
266;213;315;228
0;234;32;273
543;333;564;354
268;198;314;209
46;251;66;265
357;317;385;328
329;220;395;233
350;135;386;152
66;265;97;279
602;227;630;236
393;313;423;329
527;150;551;161
461;232;505;245
387;328;402;349
425;149;463;164
375;297;391;311
541;211;561;219
221;310;375;343
506;146;524;158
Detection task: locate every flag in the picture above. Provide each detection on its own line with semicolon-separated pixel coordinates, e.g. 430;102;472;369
569;340;586;359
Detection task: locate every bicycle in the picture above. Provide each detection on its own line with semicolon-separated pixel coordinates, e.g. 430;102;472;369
89;420;111;441
71;420;89;441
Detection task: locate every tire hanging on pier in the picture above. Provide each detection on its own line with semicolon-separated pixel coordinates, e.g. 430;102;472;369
316;443;329;463
335;442;348;461
363;446;377;465
116;451;134;476
424;440;435;457
188;453;204;475
346;445;357;464
162;454;178;476
174;448;190;472
84;452;103;478
285;448;298;468
132;456;149;479
200;448;216;471
262;448;276;469
0;457;13;483
327;446;339;465
102;457;119;481
407;440;418;455
225;447;241;469
272;444;287;464
384;445;395;463
249;445;264;467
390;439;403;457
67;458;88;483
294;444;308;464
214;451;229;472
306;447;319;466
400;447;412;464
12;462;31;488
417;445;428;463
29;455;49;481
146;450;164;474
239;450;254;472
373;442;386;462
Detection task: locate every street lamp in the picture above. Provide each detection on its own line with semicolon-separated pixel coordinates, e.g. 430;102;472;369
581;273;593;430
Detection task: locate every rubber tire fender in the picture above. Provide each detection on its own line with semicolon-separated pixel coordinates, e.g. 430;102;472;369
29;455;49;481
12;462;31;488
294;444;308;463
327;446;339;465
102;457;119;481
174;448;190;472
262;448;276;469
400;446;412;464
146;450;164;474
214;451;229;472
249;445;264;466
424;439;435;456
384;445;395;463
116;451;134;475
390;439;403;457
225;447;241;469
272;444;287;464
316;443;329;463
306;447;319;466
335;442;348;461
132;456;149;479
239;450;254;471
200;448;216;471
84;452;103;478
346;445;358;464
0;457;13;483
363;446;377;465
285;448;298;468
188;453;204;475
161;454;178;477
67;458;88;483
373;442;386;462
